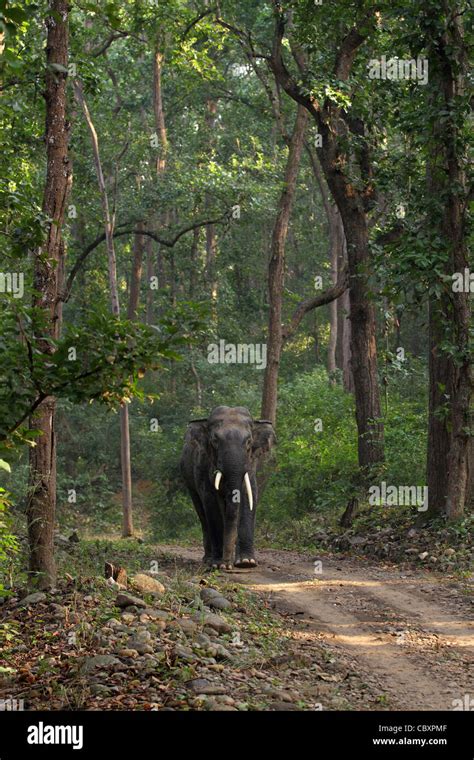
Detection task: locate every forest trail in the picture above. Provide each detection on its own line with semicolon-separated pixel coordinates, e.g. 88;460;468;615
160;545;474;711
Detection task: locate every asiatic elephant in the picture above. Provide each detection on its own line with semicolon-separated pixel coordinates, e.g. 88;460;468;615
180;406;276;570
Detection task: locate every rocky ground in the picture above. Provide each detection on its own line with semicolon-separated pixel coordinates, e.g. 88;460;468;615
309;509;473;573
0;554;372;711
0;538;472;712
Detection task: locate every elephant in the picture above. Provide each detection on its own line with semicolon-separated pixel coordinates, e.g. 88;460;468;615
180;406;276;570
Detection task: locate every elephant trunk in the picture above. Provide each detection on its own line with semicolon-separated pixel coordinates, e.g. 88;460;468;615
214;455;252;510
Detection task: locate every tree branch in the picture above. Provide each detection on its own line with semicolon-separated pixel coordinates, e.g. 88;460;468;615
92;32;128;57
283;266;349;342
62;212;232;302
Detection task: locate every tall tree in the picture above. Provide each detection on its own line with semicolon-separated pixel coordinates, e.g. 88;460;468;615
423;1;472;518
73;80;134;537
27;0;71;588
269;4;385;468
261;105;308;424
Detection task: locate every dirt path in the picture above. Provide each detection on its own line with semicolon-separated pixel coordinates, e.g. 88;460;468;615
160;545;473;711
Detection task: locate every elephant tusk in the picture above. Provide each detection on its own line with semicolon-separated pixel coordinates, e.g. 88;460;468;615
244;472;253;511
214;470;222;491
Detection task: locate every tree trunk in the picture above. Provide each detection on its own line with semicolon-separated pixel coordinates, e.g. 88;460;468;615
261;105;308;424
27;0;71;589
270;13;384;467
189;225;200;296
425;3;471;519
73;80;134;537
153;47;168;173
341;287;354;393
305;143;344;385
128;222;145;320
337;227;354;393
426;305;452;515
344;217;384;466
145;235;154;324
205;99;218;308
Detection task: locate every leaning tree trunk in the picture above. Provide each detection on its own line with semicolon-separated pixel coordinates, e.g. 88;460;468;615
261;105;309;425
27;0;71;589
73;80;134;537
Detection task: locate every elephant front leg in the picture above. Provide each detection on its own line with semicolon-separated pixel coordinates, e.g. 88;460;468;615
235;479;257;568
221;504;239;570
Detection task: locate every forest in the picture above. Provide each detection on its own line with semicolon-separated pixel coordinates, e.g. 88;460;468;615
0;0;472;732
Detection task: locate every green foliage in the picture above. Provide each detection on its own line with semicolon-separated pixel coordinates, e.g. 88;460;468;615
0;482;18;597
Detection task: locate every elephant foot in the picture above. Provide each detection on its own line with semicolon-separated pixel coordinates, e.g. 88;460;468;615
234;557;257;569
209;561;233;571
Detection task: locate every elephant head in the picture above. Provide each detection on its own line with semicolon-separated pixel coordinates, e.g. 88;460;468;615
187;406;275;568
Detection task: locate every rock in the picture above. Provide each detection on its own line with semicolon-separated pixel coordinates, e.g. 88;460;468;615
121;612;135;624
134;627;152;640
215;695;235;705
140;608;169;621
192;612;232;634
187;679;227;695
172;645;197;662
200;588;232;610
79;655;121;674
127;639;154;655
407;528;418;538
106;618;123;629
194;632;212;648
268;701;302;711
90;684;112;696
348;536;366;546
207;597;232;611
261;686;294;702
131;574;166;595
203;626;219;638
116;648;139;659
208;643;232;660
418;551;429;560
444;548;456;556
176;618;197;635
116;593;147;609
18;592;46;607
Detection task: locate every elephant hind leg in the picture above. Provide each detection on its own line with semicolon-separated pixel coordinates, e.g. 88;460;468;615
189;489;212;563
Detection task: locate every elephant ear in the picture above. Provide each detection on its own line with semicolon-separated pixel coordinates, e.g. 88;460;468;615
186;419;208;449
252;420;276;457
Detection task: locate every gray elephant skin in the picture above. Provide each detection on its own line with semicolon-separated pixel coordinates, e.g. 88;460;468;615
180;406;276;569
